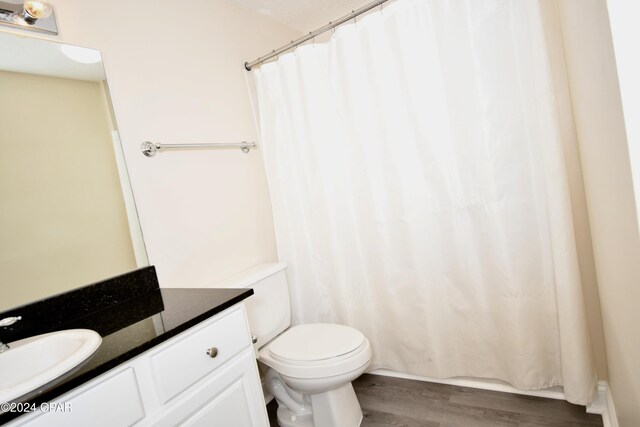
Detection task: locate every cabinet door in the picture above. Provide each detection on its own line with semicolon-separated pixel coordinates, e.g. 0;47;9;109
11;368;145;427
146;348;268;427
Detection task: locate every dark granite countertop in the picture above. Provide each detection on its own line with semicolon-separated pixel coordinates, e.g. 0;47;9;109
0;279;253;424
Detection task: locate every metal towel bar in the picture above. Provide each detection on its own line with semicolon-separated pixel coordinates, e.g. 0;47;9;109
141;141;256;157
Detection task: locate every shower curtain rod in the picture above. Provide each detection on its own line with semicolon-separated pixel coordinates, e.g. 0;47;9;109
244;0;390;71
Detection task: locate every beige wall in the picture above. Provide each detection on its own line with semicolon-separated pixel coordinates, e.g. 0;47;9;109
557;1;640;425
0;0;301;288
0;71;136;310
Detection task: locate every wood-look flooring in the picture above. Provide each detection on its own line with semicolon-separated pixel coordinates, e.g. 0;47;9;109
266;374;604;426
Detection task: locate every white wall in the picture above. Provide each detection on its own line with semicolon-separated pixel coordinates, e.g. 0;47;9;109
557;1;640;425
607;1;640;228
0;0;301;287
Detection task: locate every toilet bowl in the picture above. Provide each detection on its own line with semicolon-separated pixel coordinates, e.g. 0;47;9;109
260;324;372;426
213;263;372;427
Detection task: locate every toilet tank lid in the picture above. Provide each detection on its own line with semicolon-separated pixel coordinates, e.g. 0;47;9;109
213;262;287;289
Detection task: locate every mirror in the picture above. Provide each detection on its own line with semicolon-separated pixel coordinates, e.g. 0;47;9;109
0;32;148;311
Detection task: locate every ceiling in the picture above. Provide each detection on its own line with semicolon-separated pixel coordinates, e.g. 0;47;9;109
229;0;374;33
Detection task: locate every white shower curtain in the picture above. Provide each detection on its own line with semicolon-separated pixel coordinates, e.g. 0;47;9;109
251;0;596;404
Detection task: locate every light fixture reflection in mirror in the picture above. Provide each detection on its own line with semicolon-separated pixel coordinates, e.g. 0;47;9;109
22;0;52;23
61;45;102;64
0;0;58;34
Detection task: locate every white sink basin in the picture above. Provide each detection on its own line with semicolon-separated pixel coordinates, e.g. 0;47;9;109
0;329;102;403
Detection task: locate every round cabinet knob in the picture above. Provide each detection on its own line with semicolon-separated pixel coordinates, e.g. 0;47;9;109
206;347;219;358
251;335;258;344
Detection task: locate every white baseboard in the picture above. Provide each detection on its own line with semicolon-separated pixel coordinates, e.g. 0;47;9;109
587;381;608;415
604;382;620;427
369;369;617;426
586;381;619;427
370;369;566;400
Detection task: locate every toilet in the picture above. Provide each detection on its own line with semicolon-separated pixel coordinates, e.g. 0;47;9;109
215;263;372;427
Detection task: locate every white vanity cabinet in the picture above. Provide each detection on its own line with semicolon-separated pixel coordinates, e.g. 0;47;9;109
9;304;269;427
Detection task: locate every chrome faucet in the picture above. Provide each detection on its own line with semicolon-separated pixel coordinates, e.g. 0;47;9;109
0;316;21;353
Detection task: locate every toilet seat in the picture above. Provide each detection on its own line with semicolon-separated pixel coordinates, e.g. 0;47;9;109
269;324;365;363
258;323;372;379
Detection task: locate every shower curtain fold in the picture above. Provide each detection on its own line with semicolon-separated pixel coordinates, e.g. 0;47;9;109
251;0;596;404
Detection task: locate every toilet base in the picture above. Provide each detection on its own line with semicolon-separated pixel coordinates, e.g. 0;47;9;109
276;406;314;427
274;382;363;427
310;382;363;427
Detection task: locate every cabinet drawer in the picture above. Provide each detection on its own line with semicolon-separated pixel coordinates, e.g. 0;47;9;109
15;368;144;427
145;348;268;427
149;307;250;404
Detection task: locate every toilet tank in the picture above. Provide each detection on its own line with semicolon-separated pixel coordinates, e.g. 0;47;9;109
212;263;290;350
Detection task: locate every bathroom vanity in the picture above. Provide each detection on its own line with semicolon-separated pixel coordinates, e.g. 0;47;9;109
0;267;269;426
